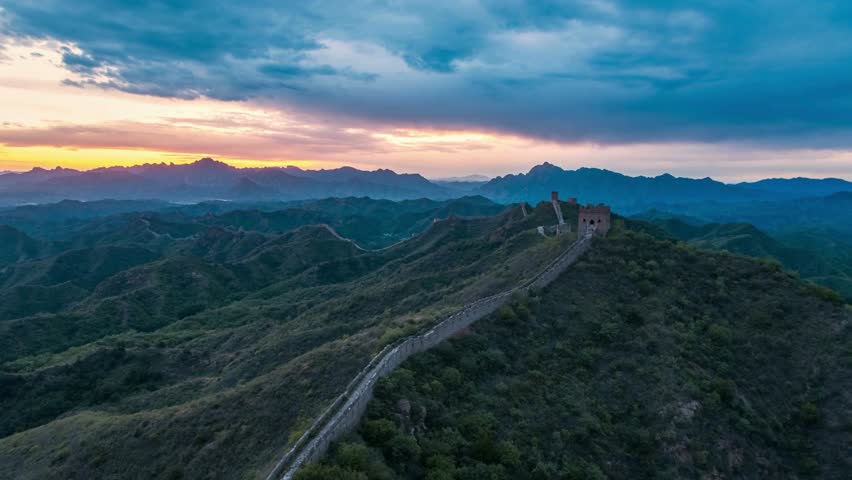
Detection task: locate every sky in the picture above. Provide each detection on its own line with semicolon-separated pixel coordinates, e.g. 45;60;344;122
1;1;851;181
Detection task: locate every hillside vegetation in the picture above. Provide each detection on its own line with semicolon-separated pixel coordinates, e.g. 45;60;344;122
306;230;852;480
0;198;574;479
0;196;506;249
646;218;852;301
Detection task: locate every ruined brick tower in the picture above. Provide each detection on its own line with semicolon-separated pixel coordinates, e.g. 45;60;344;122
578;203;611;236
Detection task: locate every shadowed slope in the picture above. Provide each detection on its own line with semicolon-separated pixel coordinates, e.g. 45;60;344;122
307;229;851;480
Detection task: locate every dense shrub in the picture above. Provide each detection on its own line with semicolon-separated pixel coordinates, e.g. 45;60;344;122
313;232;851;479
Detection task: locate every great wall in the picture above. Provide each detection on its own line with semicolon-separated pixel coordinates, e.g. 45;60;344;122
266;195;608;480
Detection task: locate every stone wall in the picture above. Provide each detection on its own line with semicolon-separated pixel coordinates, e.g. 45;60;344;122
551;199;565;226
268;234;594;480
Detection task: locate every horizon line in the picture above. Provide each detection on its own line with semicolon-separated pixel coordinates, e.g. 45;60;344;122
2;157;850;184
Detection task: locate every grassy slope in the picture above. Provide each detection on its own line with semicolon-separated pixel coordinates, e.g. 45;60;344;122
307;228;852;480
649;218;852;301
0;203;576;479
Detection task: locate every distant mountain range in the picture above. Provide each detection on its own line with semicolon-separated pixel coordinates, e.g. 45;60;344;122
0;158;448;205
633;192;852;234
735;177;852;197
1;159;850;210
432;174;491;182
477;163;852;212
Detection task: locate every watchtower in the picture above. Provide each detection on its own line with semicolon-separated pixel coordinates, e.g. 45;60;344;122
550;191;565;227
578;203;611;236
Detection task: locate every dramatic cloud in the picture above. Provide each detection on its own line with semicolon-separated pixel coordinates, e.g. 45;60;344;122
2;0;851;148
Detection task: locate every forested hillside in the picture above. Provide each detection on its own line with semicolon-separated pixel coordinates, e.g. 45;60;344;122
0;198;575;479
306;230;852;480
645;217;852;301
2;195;849;480
0;196;506;249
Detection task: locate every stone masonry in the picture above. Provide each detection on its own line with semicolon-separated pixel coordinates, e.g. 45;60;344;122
268;232;594;480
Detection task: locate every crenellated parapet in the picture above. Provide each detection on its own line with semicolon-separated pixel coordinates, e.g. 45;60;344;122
269;234;594;480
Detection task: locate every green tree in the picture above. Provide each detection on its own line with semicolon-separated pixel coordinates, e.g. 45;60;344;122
335;442;371;471
294;464;367;480
387;434;421;465
361;419;397;446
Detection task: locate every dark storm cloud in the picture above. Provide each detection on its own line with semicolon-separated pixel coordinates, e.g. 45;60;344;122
60;50;100;71
2;0;851;146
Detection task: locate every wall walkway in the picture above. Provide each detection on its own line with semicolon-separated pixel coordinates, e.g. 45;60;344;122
267;232;594;480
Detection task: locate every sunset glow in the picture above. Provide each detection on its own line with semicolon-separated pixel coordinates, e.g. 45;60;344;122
1;2;851;181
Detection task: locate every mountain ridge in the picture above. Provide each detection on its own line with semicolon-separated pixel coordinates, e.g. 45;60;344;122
476;164;852;212
0;158;449;204
2;160;850;208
